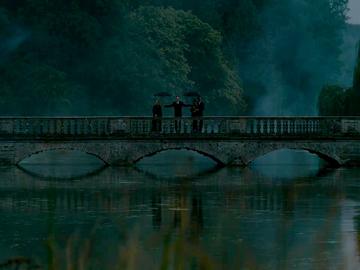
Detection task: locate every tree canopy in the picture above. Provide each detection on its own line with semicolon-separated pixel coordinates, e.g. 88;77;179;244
0;0;350;116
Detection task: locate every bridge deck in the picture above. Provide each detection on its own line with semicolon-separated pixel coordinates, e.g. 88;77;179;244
0;116;359;140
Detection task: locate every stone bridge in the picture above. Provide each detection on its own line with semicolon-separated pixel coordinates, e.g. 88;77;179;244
0;116;360;166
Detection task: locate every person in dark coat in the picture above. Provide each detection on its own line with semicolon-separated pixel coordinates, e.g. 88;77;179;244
152;99;162;132
197;97;205;132
190;98;199;132
165;96;190;132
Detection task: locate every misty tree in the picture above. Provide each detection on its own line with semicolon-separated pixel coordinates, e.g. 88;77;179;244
318;40;360;116
318;85;345;116
0;0;352;115
87;6;245;114
151;0;350;115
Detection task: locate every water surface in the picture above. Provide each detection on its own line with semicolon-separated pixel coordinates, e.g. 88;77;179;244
1;150;360;270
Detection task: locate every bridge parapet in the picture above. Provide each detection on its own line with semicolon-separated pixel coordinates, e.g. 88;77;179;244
0;116;358;139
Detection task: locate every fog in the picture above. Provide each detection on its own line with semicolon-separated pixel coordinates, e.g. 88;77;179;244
348;0;360;24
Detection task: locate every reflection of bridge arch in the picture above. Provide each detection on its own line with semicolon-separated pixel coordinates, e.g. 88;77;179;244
15;144;111;165
243;145;341;166
18;163;106;181
133;147;224;165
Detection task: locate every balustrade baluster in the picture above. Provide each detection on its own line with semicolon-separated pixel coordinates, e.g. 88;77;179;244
81;119;86;135
86;119;90;135
48;119;53;135
204;120;208;134
69;119;74;135
74;119;79;135
143;119;147;134
18;120;22;135
129;119;134;134
136;119;140;134
221;119;230;134
163;119;168;134
289;120;295;135
28;120;34;135
295;120;300;134
140;120;144;134
299;120;303;134
308;120;313;134
247;119;253;134
16;120;20;135
269;119;275;135
263;119;268;134
104;119;109;135
314;120;320;135
250;120;254;134
21;120;26;135
92;119;96;135
106;119;111;135
210;120;215;134
37;120;41;135
256;120;261;135
304;120;309;134
283;120;288;135
68;119;73;136
189;119;191;134
14;120;19;135
88;119;92;135
46;120;51;136
218;119;223;134
63;120;68;135
39;120;44;136
95;119;99;136
25;120;30;135
99;120;104;135
312;120;318;134
135;119;139;134
62;119;66;135
170;119;174;134
218;119;225;134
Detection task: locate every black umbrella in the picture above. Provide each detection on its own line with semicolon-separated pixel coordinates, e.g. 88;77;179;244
183;91;201;97
154;92;172;97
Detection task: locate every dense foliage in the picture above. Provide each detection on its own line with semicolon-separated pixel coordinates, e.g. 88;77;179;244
0;0;349;115
318;42;360;116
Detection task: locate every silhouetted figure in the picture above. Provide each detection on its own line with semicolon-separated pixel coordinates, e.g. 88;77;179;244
190;98;199;132
165;96;190;132
152;100;162;132
197;97;205;132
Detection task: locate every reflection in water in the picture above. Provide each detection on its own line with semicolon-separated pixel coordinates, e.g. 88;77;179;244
137;149;219;179
18;150;106;180
1;150;360;269
251;149;323;179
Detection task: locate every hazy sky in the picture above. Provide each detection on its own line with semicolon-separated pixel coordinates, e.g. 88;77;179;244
348;0;360;24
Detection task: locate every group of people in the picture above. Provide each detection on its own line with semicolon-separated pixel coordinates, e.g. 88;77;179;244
152;96;205;133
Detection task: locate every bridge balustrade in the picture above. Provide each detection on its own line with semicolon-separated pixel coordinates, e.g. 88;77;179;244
0;117;358;139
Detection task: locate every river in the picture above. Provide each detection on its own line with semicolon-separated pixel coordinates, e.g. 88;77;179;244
0;150;359;270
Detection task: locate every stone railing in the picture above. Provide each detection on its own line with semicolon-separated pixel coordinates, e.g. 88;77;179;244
0;116;359;139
